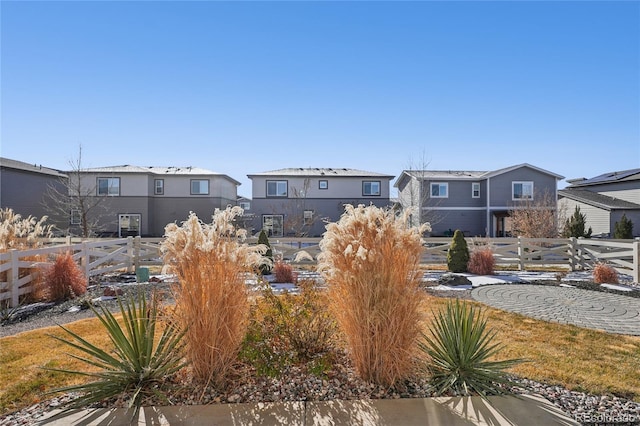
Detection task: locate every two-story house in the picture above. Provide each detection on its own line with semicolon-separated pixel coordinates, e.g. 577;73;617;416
558;168;640;238
0;157;69;232
395;163;564;237
73;165;240;237
247;168;395;237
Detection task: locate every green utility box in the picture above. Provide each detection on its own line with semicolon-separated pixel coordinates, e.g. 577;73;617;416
136;267;150;283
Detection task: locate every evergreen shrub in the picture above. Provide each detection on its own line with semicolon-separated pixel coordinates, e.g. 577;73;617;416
447;230;469;273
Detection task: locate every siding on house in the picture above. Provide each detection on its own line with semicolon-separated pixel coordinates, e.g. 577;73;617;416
74;166;240;237
396;163;564;237
248;168;394;237
0;158;69;232
559;168;640;238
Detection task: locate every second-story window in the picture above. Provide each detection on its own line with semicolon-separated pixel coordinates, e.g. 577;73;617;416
191;179;209;195
430;182;448;198
363;181;381;196
154;179;164;195
267;180;288;197
513;181;534;200
319;180;328;190
472;182;480;198
97;177;120;196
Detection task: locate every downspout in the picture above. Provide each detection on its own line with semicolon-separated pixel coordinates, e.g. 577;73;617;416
486;177;491;237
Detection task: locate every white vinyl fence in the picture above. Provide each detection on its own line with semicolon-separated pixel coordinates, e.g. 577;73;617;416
1;236;639;307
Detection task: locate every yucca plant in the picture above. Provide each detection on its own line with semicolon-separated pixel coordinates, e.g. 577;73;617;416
46;291;186;417
419;299;523;397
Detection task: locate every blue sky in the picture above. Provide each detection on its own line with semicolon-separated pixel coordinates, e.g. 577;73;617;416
1;1;638;197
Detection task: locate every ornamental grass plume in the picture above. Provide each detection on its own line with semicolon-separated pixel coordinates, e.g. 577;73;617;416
161;206;270;388
317;204;430;387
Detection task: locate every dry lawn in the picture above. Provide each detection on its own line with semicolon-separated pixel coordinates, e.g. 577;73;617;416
1;295;639;416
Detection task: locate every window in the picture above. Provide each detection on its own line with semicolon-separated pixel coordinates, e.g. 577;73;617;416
97;177;120;196
363;181;381;196
191;179;209;195
239;201;251;210
513;181;534;200
472;182;480;198
304;210;314;225
154;179;164;195
70;209;81;225
430;182;448;198
262;214;284;237
319;180;328;190
266;180;288;197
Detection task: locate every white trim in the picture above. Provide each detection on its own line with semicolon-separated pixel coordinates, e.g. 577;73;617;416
422;207;487;211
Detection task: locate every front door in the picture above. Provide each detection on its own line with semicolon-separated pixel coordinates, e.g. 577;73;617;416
119;214;141;237
262;214;284;237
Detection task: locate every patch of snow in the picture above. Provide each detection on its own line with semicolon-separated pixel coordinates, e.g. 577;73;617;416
600;283;637;292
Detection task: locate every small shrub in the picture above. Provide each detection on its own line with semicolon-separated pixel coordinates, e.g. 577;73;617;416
447;230;469;273
419;299;523;397
38;252;86;302
258;229;273;275
161;207;269;388
317;204;429;387
613;214;633;239
562;206;592;238
467;247;495;275
274;261;297;283
593;263;619;284
241;279;336;376
47;290;185;417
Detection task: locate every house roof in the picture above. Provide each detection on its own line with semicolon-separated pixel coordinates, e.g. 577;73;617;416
394;163;564;187
78;165;241;185
0;157;67;178
558;188;640;211
248;168;394;179
566;168;640;187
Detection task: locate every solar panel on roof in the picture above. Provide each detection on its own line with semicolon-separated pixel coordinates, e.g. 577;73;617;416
576;169;640;185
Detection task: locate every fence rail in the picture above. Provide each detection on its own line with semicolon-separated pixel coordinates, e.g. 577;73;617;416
2;236;639;307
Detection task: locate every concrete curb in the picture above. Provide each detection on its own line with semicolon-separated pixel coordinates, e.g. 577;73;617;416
37;394;578;425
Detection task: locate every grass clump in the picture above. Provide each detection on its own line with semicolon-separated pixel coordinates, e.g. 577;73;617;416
593;263;619;284
273;261;297;283
37;252;86;302
467;247;495;275
161;207;269;388
317;204;429;387
419;299;523;397
46;290;185;417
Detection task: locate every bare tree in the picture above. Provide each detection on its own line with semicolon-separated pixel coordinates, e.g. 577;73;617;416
43;146;109;237
397;149;440;230
508;189;561;238
281;178;323;237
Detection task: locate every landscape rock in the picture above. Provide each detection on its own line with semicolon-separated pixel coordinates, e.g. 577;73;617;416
438;273;472;287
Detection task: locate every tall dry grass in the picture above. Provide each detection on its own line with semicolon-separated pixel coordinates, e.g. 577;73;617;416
0;208;53;304
160;207;269;388
317;204;430;387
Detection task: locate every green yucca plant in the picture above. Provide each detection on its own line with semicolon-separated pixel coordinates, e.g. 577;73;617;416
419;299;523;397
46;291;186;417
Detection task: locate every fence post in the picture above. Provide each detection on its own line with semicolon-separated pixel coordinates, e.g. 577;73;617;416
133;236;141;273
9;249;19;308
126;237;135;273
568;237;577;271
633;239;640;284
81;241;90;284
517;237;524;271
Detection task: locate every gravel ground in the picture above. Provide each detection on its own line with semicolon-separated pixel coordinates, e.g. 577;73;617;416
2;274;640;425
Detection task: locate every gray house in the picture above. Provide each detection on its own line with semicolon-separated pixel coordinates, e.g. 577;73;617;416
558;168;640;238
0;158;69;232
395;163;564;237
247;168;395;237
71;165;240;237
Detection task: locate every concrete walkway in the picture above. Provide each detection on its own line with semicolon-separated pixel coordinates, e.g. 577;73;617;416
37;394;578;425
472;284;640;335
